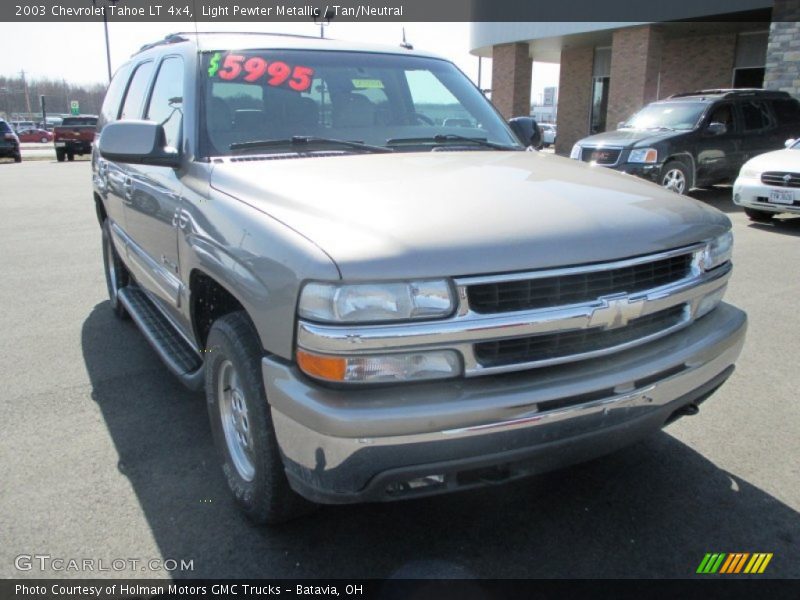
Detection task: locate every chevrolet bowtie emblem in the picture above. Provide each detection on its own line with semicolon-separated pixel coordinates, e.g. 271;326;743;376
588;294;646;330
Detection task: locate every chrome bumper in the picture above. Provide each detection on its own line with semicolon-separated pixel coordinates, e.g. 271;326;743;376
733;178;800;214
264;303;746;504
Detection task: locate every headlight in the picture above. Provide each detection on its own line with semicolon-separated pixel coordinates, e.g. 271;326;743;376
298;280;455;323
628;148;658;163
570;144;582;159
701;231;733;271
297;349;461;383
739;166;761;179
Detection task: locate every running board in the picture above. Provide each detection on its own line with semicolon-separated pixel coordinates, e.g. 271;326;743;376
118;286;205;391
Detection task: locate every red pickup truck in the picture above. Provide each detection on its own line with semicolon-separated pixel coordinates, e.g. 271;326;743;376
53;116;97;162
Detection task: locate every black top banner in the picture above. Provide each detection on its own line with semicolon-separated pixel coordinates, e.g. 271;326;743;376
1;0;777;22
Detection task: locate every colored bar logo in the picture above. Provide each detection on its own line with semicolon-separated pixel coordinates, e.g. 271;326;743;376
696;553;773;574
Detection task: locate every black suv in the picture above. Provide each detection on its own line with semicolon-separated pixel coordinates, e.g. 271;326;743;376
571;89;800;194
0;119;21;163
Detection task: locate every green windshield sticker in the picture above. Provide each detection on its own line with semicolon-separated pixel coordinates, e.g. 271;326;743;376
208;52;221;77
352;79;384;89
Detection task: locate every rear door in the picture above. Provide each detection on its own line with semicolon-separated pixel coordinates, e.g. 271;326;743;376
121;55;187;328
738;98;782;162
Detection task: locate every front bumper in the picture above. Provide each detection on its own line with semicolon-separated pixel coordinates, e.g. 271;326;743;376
617;162;663;183
264;303;746;504
733;176;800;215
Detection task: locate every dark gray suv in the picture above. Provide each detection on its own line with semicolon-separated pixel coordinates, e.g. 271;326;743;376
571;89;800;194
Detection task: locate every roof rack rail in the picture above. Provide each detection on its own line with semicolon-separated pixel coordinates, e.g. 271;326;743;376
668;88;789;99
133;31;326;56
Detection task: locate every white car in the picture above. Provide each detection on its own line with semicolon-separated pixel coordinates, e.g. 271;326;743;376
540;123;556;146
733;138;800;221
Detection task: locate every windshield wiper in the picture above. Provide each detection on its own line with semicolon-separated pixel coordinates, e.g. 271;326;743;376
230;136;393;154
386;134;521;151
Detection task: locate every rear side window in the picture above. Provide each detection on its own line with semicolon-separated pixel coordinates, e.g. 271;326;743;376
740;100;774;132
772;99;800;126
100;64;133;125
120;61;155;121
145;57;184;149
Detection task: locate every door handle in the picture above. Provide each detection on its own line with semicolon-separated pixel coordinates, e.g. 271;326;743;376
123;177;134;202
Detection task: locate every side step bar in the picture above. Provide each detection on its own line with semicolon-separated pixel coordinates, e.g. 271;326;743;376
118;286;205;391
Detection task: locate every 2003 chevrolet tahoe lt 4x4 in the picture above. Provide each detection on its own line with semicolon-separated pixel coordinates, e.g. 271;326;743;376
92;32;747;523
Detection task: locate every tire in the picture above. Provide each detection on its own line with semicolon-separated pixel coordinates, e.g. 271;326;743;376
67;152;75;162
660;160;692;195
56;149;65;162
205;311;314;524
40;137;48;144
13;153;21;163
101;219;129;319
744;207;775;222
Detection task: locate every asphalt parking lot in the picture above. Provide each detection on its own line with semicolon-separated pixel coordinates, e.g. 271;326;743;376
1;159;798;579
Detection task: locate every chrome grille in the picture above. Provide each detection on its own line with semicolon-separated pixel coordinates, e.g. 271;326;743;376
474;305;687;368
761;171;800;188
467;253;693;314
581;147;621;165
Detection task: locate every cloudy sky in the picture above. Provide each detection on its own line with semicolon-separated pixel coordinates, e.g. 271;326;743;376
0;21;559;101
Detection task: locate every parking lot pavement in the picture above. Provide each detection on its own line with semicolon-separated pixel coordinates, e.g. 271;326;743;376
1;160;798;579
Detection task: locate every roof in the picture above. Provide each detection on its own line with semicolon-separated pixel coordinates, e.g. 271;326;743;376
134;32;443;60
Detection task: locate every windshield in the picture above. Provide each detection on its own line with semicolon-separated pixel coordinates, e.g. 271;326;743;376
200;49;520;156
622;102;707;131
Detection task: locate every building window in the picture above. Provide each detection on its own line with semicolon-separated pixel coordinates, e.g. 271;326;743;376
590;77;609;134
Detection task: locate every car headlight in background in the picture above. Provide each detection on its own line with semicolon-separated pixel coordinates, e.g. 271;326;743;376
570;144;582;159
298;280;455;323
701;231;733;271
296;349;461;383
628;148;659;163
738;166;761;179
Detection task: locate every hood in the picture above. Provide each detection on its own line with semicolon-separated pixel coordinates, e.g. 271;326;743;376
210;151;729;280
578;128;684;148
744;148;800;172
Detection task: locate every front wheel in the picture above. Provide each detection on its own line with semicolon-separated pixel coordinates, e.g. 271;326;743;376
205;312;313;524
13;153;21;163
744;207;775;222
56;149;65;162
40;136;48;144
660;161;692;195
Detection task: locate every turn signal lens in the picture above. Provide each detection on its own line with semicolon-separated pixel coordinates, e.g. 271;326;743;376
296;349;461;384
296;350;346;382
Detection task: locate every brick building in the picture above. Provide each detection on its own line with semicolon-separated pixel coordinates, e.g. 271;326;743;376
471;0;800;155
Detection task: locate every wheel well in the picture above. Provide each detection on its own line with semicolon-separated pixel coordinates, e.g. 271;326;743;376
664;154;696;184
94;193;107;226
190;271;245;349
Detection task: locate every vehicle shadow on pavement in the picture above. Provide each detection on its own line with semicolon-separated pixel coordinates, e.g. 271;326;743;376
82;302;800;579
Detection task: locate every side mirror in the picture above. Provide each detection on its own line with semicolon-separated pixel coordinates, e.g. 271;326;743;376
508;116;542;149
706;122;727;136
785;138;795;148
98;121;180;168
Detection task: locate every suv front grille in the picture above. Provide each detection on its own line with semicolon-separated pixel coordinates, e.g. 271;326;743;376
761;172;800;188
467;253;693;314
474;305;687;367
581;147;621;165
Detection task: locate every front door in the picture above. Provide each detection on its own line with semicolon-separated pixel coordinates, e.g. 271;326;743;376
121;56;187;329
695;102;741;184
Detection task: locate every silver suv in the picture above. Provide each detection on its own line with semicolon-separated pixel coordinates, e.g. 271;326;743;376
93;32;746;523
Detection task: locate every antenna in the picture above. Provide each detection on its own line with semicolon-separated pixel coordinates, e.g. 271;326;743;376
313;8;335;38
400;27;413;50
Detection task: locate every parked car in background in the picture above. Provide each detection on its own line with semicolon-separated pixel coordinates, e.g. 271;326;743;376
54;115;97;162
508;116;543;149
540;123;556;147
733;137;800;221
10;120;36;132
571;89;800;194
0;119;21;162
17;128;54;143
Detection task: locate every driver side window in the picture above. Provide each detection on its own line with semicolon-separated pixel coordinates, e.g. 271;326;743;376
708;103;734;132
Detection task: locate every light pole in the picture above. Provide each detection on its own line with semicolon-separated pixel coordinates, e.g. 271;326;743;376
92;0;116;82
